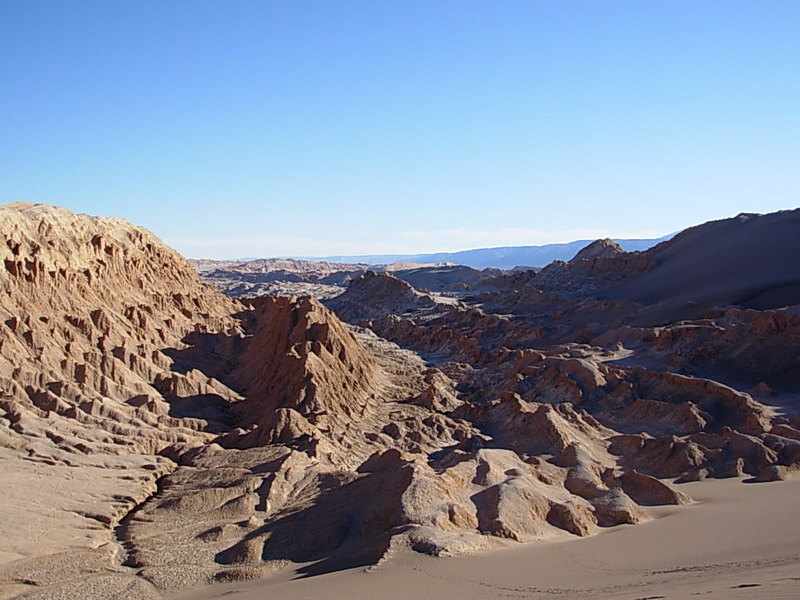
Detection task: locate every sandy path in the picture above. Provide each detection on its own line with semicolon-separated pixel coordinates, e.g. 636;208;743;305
172;476;800;600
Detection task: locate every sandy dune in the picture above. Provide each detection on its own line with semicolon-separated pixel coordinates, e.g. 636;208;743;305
610;210;800;312
175;475;800;600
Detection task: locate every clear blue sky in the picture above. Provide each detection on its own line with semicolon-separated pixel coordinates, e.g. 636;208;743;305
2;1;798;258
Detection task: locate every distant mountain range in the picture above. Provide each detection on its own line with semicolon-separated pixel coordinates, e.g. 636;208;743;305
302;236;673;270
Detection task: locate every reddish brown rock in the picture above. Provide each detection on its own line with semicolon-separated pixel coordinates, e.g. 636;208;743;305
617;471;691;506
229;295;381;449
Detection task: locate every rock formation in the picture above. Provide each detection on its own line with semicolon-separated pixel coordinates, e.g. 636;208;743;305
570;238;624;262
0;203;244;597
326;270;440;322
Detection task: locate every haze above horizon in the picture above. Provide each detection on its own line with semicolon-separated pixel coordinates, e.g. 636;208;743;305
2;1;798;259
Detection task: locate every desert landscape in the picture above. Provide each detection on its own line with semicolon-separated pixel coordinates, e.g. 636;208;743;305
3;3;799;598
0;202;798;599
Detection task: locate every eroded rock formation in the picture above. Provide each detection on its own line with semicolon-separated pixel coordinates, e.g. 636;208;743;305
1;204;798;600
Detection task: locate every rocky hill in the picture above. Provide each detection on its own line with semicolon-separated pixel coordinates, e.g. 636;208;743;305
0;203;244;596
570;238;624;262
528;210;800;323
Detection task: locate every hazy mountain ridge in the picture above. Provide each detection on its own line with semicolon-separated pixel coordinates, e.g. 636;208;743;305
189;236;671;299
303;236;671;269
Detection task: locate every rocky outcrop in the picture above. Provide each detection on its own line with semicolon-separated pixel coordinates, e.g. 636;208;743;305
570;238;624;262
227;296;381;452
326;270;441;322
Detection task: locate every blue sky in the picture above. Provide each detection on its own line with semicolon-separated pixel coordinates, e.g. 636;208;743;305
2;1;798;258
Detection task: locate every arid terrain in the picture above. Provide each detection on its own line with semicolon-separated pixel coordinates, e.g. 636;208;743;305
190;257;500;299
1;203;799;599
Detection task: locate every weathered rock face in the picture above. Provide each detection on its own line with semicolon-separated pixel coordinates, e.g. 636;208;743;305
0;203;245;592
0;205;245;438
0;204;242;436
226;295;382;453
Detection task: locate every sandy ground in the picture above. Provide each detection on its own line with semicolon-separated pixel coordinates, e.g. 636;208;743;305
171;476;800;600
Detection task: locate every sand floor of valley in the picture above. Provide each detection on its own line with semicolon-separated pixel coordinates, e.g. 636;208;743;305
170;475;800;600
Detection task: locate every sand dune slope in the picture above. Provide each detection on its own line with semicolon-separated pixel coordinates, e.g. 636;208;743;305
172;476;800;600
611;209;800;314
